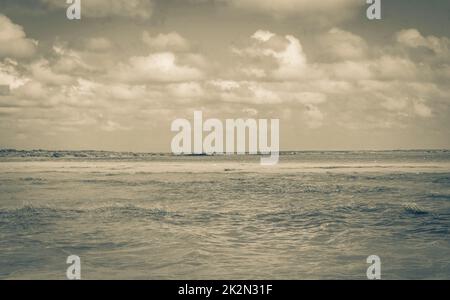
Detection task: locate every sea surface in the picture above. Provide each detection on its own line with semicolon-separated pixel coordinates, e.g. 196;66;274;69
0;150;449;279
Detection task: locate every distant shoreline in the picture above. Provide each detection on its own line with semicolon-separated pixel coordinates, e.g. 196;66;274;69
0;148;448;159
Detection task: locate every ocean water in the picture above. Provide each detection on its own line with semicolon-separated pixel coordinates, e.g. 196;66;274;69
0;150;449;279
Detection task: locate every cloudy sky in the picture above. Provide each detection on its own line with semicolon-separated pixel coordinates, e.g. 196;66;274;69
0;0;449;152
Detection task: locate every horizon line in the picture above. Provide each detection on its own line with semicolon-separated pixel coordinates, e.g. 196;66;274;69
1;148;449;154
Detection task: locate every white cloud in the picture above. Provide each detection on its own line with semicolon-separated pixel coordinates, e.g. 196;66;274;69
142;31;190;52
233;31;308;80
209;80;240;91
396;28;450;59
318;28;368;61
106;84;148;101
206;80;328;107
326;55;418;81
396;29;429;48
291;92;327;105
52;44;95;74
0;15;37;58
242;107;258;116
29;59;73;85
207;80;282;104
251;30;275;42
113;52;204;83
327;60;372;80
272;35;307;79
375;55;418;80
167;82;204;99
0;59;28;89
1;15;449;150
84;37;113;51
101;120;130;132
413;100;432;118
381;97;408;112
13;81;49;100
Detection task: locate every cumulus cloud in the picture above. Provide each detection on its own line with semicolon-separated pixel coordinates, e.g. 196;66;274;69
0;15;37;58
208;80;282;104
13;81;49;101
272;35;308;79
206;80;327;110
84;37;113;51
112;52;204;83
100;120;130;132
396;29;430;48
167;82;204;100
396;29;450;53
207;27;448;132
252;30;275;42
1;6;449;150
318;28;368;61
29;59;73;85
51;43;96;74
380;97;408;112
326;56;419;81
375;55;418;80
233;30;309;80
395;28;450;62
413;100;433;118
0;59;28;90
142;31;190;52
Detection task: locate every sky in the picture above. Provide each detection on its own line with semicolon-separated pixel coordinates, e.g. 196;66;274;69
0;0;449;152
